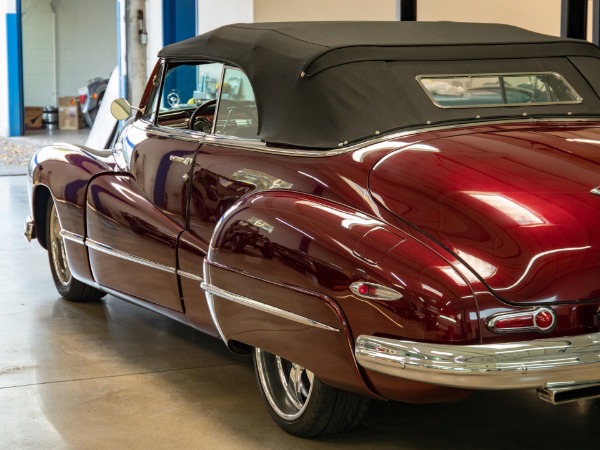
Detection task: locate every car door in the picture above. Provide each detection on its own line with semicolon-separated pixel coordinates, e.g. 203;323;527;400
86;61;222;313
187;66;271;243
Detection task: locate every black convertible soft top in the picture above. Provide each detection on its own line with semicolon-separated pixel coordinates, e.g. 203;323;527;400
159;22;600;149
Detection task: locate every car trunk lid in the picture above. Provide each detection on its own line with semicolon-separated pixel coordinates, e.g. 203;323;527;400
369;122;600;305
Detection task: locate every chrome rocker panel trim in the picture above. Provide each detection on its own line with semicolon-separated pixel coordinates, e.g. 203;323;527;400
201;282;340;332
355;332;600;390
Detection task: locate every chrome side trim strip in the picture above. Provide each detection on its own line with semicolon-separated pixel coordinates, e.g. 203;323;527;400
140;117;600;158
60;230;85;245
355;333;600;390
86;239;176;274
201;282;339;332
177;269;203;282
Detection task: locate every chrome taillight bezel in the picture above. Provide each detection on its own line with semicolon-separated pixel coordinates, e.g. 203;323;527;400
486;307;556;334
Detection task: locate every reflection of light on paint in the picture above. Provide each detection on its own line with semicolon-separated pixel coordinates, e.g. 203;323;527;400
440;267;468;286
352;142;440;162
297;171;329;188
469;193;546;225
566;138;600;145
456;249;497;278
496;246;591;291
112;183;143;203
275;218;314;240
422;283;443;297
298;200;381;225
341;218;382;229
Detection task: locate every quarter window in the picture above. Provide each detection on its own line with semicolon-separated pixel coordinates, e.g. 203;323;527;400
213;67;259;140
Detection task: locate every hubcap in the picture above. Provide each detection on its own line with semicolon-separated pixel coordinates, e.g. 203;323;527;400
49;204;71;286
255;348;314;420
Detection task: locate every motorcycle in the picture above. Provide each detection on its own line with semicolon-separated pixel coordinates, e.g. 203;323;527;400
78;77;109;127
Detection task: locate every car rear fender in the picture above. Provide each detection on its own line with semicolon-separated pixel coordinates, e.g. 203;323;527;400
203;190;479;398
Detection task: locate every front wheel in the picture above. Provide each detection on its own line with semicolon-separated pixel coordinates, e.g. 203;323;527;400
46;197;105;302
253;348;369;436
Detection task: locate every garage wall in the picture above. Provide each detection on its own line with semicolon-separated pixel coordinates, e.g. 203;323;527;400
417;0;562;36
22;0;117;107
53;0;117;98
22;0;54;106
198;0;253;33
253;0;396;22
146;0;162;77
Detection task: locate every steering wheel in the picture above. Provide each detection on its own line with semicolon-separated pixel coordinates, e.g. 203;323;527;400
189;99;217;132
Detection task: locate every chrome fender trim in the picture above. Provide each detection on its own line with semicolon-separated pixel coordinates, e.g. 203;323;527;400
201;282;340;332
355;332;600;390
60;230;85;245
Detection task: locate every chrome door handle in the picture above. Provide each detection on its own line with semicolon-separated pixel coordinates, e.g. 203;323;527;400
170;155;193;166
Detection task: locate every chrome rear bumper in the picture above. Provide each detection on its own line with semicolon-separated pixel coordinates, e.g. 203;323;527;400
355;332;600;390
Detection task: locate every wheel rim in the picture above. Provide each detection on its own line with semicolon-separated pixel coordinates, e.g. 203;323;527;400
255;348;314;420
49;204;71;286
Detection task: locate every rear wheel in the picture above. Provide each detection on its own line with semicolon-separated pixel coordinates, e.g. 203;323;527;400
253;348;369;436
46;197;105;302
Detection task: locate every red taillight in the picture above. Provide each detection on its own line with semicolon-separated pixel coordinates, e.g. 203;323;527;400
534;309;554;330
493;315;534;330
487;307;555;333
357;283;370;296
79;95;87;104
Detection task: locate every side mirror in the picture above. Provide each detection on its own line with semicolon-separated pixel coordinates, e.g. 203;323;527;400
110;98;133;120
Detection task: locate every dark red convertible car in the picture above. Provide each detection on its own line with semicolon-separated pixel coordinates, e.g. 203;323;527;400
25;21;600;436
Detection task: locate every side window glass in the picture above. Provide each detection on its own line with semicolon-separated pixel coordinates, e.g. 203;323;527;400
214;67;259;140
155;62;223;131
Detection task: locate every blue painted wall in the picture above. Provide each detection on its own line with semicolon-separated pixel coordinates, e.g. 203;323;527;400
162;0;197;46
6;0;23;136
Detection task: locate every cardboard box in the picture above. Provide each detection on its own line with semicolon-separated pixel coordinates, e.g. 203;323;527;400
24;106;43;130
58;96;83;130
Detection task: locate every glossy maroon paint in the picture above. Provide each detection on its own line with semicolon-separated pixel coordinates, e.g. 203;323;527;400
29;145;113;286
87;174;183;311
28;116;600;402
371;122;600;307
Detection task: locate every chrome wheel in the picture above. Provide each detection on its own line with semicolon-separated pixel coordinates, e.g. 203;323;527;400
49;203;71;286
254;348;314;420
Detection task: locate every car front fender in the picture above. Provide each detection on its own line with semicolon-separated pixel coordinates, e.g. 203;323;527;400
28;144;114;283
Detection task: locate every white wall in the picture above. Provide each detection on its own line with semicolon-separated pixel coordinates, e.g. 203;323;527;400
22;0;55;106
197;0;253;34
145;0;162;78
28;0;117;102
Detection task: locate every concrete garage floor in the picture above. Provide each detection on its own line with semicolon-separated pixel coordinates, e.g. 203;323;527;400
0;173;598;449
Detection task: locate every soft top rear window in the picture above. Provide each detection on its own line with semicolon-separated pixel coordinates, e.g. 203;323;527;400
417;72;582;108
